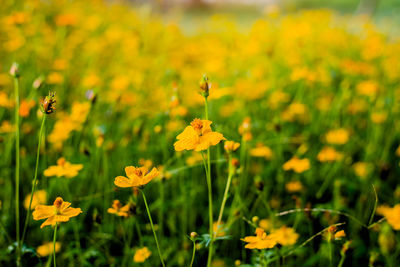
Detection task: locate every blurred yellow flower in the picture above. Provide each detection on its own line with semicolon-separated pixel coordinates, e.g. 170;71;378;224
24;190;47;210
283;157;310;173
250;144;273;160
285;181;303;193
133;247;151;263
377;204;400;230
271;226;299;246
36;242;61;257
317;147;343;162
224;140;240;153
325;129;349;145
107;200;131;217
44;157;83;178
242;228;277;250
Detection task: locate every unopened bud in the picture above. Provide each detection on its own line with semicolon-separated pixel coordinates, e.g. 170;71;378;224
190;232;198;239
10;62;20;77
199;74;210;98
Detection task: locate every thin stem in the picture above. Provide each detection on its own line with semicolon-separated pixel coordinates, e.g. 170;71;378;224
189;240;196;267
368;184;378;226
204;97;214;267
328;240;333;267
21;115;46;244
338;252;346;267
14;75;21;265
53;224;58;267
215;154;233;238
141;190;165;267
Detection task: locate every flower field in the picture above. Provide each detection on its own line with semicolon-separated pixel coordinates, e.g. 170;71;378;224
1;0;400;266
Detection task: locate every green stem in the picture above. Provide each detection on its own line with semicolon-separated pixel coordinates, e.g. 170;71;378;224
338;252;346;267
53;224;58;267
14;75;21;265
328;240;333;267
215;154;233;238
141;190;165;267
189;240;196;267
204;97;214;267
21;115;46;244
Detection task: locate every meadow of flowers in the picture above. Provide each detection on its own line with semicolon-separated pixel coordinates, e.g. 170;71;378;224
1;0;400;266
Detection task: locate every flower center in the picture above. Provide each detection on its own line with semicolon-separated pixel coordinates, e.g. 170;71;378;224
53;197;63;209
191;119;203;134
112;200;122;210
134;169;143;177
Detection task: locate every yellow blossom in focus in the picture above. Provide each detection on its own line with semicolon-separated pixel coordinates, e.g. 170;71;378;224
174;119;225;152
33;197;82;228
133;247;151;263
114;166;159;188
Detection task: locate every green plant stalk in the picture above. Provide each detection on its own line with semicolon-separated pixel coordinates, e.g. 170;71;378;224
328;239;333;267
14;76;21;265
141;190;165;267
338;252;346;267
189;240;196;267
53;224;58;267
214;153;233;238
368;184;378;226
21;115;46;244
204;97;214;267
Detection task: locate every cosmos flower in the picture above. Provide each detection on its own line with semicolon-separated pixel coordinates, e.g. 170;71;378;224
134;247;152;263
23;190;47;210
224;141;240;153
242;228;277;250
107;200;131;217
33;197;82;228
44;157;83;178
114;166;159;188
174;119;225;152
283;157;310;173
36;242;61;257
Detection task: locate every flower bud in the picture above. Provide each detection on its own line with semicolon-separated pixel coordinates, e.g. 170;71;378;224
190;232;198;239
42;92;56;114
199;74;210;98
9;62;20;77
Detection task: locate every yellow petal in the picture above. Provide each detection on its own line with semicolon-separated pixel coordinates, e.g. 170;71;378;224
33;205;55;220
114;176;133;188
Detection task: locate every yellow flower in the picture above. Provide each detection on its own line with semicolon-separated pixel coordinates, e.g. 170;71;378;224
174;119;225;152
224;140;240;153
36;242;61;257
377;204;400;230
285;181;303;193
24;190;47;210
334;230;346;239
353;162;371;178
317;147;343;162
114;166;159;188
107;200;131;217
44;157;83;178
250;144;273;160
395;145;400;157
325;129;349;145
283;157;310;173
133;247;151;263
33;197;82;228
238;117;252;141
271;226;299;246
242;228;277;249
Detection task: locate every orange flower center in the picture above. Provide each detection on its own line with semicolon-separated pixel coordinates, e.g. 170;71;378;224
134;169;143;177
57;157;66;166
191;119;203;134
112;200;122;210
53;197;63;209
